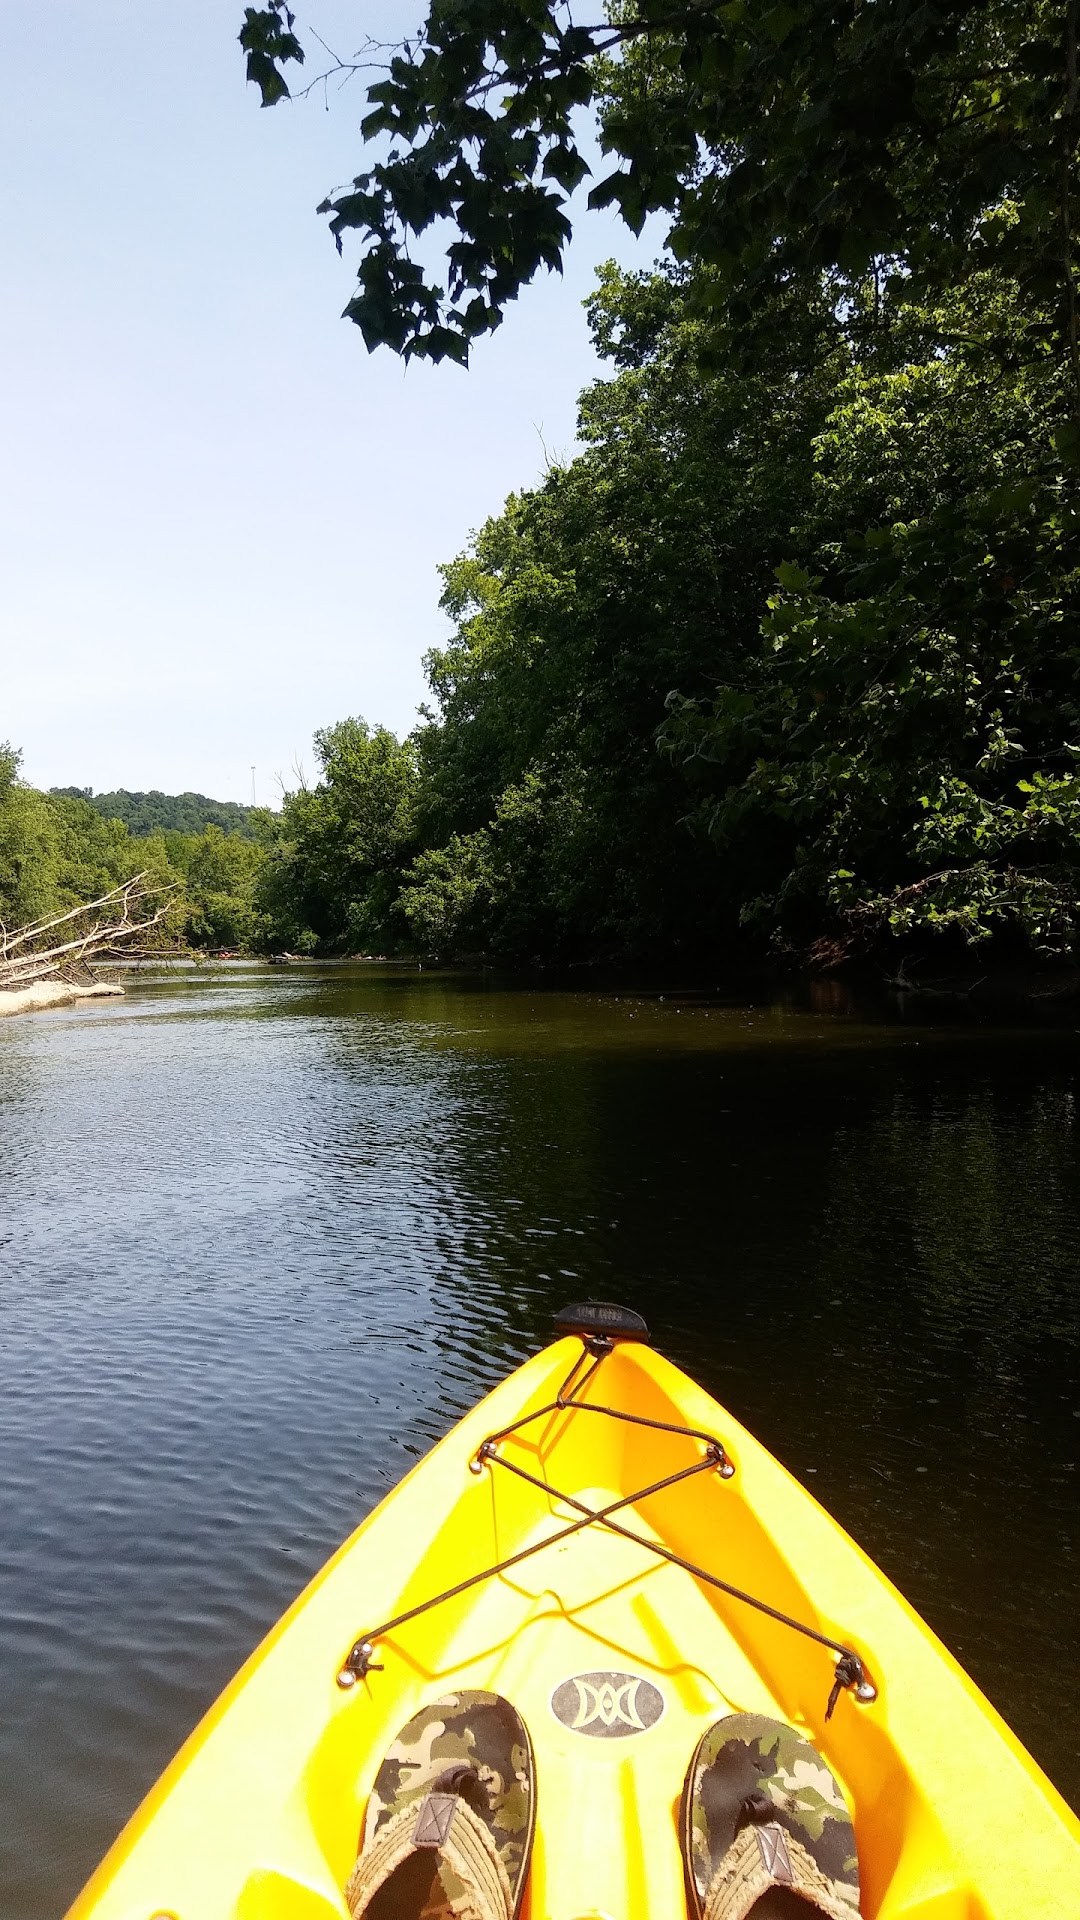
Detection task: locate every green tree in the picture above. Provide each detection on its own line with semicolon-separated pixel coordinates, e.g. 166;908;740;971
399;830;494;956
47;795;162;904
162;825;270;949
258;720;420;950
406;264;839;959
0;744;61;928
663;270;1080;954
235;4;1080;970
240;0;1080;415
1;751;186;950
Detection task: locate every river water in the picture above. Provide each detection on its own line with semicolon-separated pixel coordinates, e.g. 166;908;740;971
1;964;1078;1916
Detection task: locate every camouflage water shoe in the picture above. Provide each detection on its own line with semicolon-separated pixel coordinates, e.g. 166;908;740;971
681;1713;862;1920
345;1690;535;1920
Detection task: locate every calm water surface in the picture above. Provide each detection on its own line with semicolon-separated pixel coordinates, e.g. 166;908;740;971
1;965;1078;1916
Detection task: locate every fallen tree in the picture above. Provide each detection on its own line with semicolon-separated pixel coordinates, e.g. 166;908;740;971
0;873;179;993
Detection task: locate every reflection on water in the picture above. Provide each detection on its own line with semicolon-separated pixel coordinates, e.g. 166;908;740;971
1;965;1078;1916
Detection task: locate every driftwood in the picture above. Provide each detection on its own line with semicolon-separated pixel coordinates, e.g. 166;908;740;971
0;874;179;992
881;961;987;999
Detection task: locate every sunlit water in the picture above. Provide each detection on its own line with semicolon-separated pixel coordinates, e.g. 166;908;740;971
1;965;1078;1916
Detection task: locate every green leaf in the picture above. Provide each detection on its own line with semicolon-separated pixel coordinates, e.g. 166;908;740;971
775;561;812;591
542;145;589;192
238;5;303;107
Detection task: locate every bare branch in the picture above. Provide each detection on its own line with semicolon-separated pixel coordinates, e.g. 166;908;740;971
285;7;729;109
0;877;179;993
0;873;170;958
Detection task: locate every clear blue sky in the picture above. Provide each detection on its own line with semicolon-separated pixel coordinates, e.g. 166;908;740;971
1;3;651;805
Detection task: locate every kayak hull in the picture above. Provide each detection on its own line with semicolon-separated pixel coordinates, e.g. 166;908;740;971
67;1333;1080;1920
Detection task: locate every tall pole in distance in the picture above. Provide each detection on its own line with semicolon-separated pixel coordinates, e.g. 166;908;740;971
250;766;256;807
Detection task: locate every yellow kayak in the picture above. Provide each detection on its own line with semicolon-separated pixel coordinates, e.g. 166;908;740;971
68;1305;1080;1920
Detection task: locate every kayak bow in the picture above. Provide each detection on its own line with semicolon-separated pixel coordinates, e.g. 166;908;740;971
68;1304;1080;1920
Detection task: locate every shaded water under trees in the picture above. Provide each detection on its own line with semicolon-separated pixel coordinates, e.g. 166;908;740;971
1;965;1077;1918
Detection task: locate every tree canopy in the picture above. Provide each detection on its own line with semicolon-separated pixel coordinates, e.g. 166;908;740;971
240;0;1080;413
10;5;1068;974
214;243;1080;968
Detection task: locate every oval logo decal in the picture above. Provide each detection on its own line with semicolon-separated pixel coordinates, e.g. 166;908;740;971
550;1670;665;1739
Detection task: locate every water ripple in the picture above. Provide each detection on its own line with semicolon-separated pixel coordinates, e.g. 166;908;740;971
1;966;1078;1916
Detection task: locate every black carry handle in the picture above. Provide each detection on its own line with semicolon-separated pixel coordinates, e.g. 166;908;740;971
553;1300;650;1344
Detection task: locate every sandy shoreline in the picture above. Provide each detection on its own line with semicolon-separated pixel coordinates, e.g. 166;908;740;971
0;980;125;1019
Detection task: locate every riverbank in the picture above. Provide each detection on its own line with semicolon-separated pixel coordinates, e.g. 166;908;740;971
0;980;124;1019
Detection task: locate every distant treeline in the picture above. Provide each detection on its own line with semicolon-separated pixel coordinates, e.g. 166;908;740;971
49;788;261;840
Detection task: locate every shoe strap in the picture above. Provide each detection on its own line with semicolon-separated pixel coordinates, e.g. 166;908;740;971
346;1790;513;1920
704;1821;861;1920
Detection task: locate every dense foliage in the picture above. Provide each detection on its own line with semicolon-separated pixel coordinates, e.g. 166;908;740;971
254;721;420;952
50;788;260;839
1;752;279;954
229;0;1080;969
10;3;1078;972
241;0;1080;395
389;258;1078;964
8;228;1080;978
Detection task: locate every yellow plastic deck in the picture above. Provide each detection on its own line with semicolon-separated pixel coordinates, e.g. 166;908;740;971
67;1337;1080;1920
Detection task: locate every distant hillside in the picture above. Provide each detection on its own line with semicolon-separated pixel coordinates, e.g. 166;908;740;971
49;788;264;839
